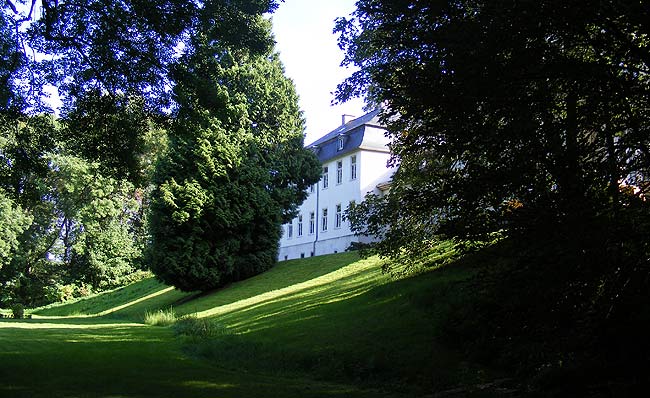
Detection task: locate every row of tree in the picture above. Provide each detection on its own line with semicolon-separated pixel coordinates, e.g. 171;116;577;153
1;0;320;307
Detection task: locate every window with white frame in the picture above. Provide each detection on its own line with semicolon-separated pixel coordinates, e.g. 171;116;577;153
337;136;344;150
287;222;293;239
322;208;328;231
350;155;357;180
298;214;303;236
335;204;342;228
309;212;315;234
336;160;343;184
322;166;329;189
310;183;315;193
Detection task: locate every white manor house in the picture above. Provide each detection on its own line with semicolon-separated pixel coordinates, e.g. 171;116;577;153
278;109;396;261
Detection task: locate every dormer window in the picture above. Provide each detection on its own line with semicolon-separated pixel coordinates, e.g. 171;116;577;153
337;136;344;151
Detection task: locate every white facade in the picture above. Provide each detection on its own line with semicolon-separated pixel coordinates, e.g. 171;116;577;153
278;110;395;261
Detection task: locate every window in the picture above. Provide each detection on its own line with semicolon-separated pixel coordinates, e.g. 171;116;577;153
322;208;328;231
350;155;357;180
335;204;342;228
298;214;303;236
309;184;315;193
287;223;293;239
322;166;329;189
309;212;315;234
337;136;344;150
336;160;343;184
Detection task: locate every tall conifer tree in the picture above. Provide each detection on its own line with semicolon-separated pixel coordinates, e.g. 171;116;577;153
149;22;320;291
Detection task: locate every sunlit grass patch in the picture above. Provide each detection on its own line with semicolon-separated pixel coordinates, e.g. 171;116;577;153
191;254;383;322
143;307;177;326
0;245;504;397
1;317;393;398
32;278;189;321
160;249;492;393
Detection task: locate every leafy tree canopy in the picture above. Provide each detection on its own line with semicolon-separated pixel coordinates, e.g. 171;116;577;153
0;114;148;306
59;92;159;186
0;188;32;270
2;0;280;112
1;0;320;299
338;0;650;252
337;0;650;386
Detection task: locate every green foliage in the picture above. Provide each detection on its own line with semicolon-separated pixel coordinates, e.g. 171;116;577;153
149;36;320;292
143;307;177;326
338;2;650;391
2;0;281;111
0;189;32;270
337;0;650;246
0;11;22;110
59;92;161;186
438;215;650;393
2;1;312;307
46;154;142;290
43;282;92;303
0;113;57;205
0;115;148;306
11;302;24;319
0;114;61;306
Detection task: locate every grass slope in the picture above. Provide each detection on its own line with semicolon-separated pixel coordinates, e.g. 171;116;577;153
0;322;389;398
2;251;501;397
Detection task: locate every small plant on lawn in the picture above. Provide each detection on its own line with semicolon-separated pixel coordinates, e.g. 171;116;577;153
173;314;229;338
144;307;176;326
11;303;25;319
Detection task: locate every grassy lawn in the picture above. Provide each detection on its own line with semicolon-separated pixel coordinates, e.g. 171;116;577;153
2;251;504;397
0;319;396;398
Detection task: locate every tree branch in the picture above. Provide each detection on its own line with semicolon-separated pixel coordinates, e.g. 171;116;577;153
5;0;18;14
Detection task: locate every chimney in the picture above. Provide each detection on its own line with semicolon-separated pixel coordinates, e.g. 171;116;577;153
341;114;355;125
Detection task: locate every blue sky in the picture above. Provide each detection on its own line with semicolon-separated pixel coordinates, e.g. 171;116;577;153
270;0;365;144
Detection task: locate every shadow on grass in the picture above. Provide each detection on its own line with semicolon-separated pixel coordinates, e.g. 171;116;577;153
1;251;492;397
191;256;380;321
172;252;364;316
30;278;186;317
0;319;400;398
173;254;489;395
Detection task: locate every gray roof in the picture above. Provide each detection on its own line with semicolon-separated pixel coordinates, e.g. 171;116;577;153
306;109;389;163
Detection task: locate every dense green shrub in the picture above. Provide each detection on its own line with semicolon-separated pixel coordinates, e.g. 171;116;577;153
11;303;24;319
173;315;229;339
